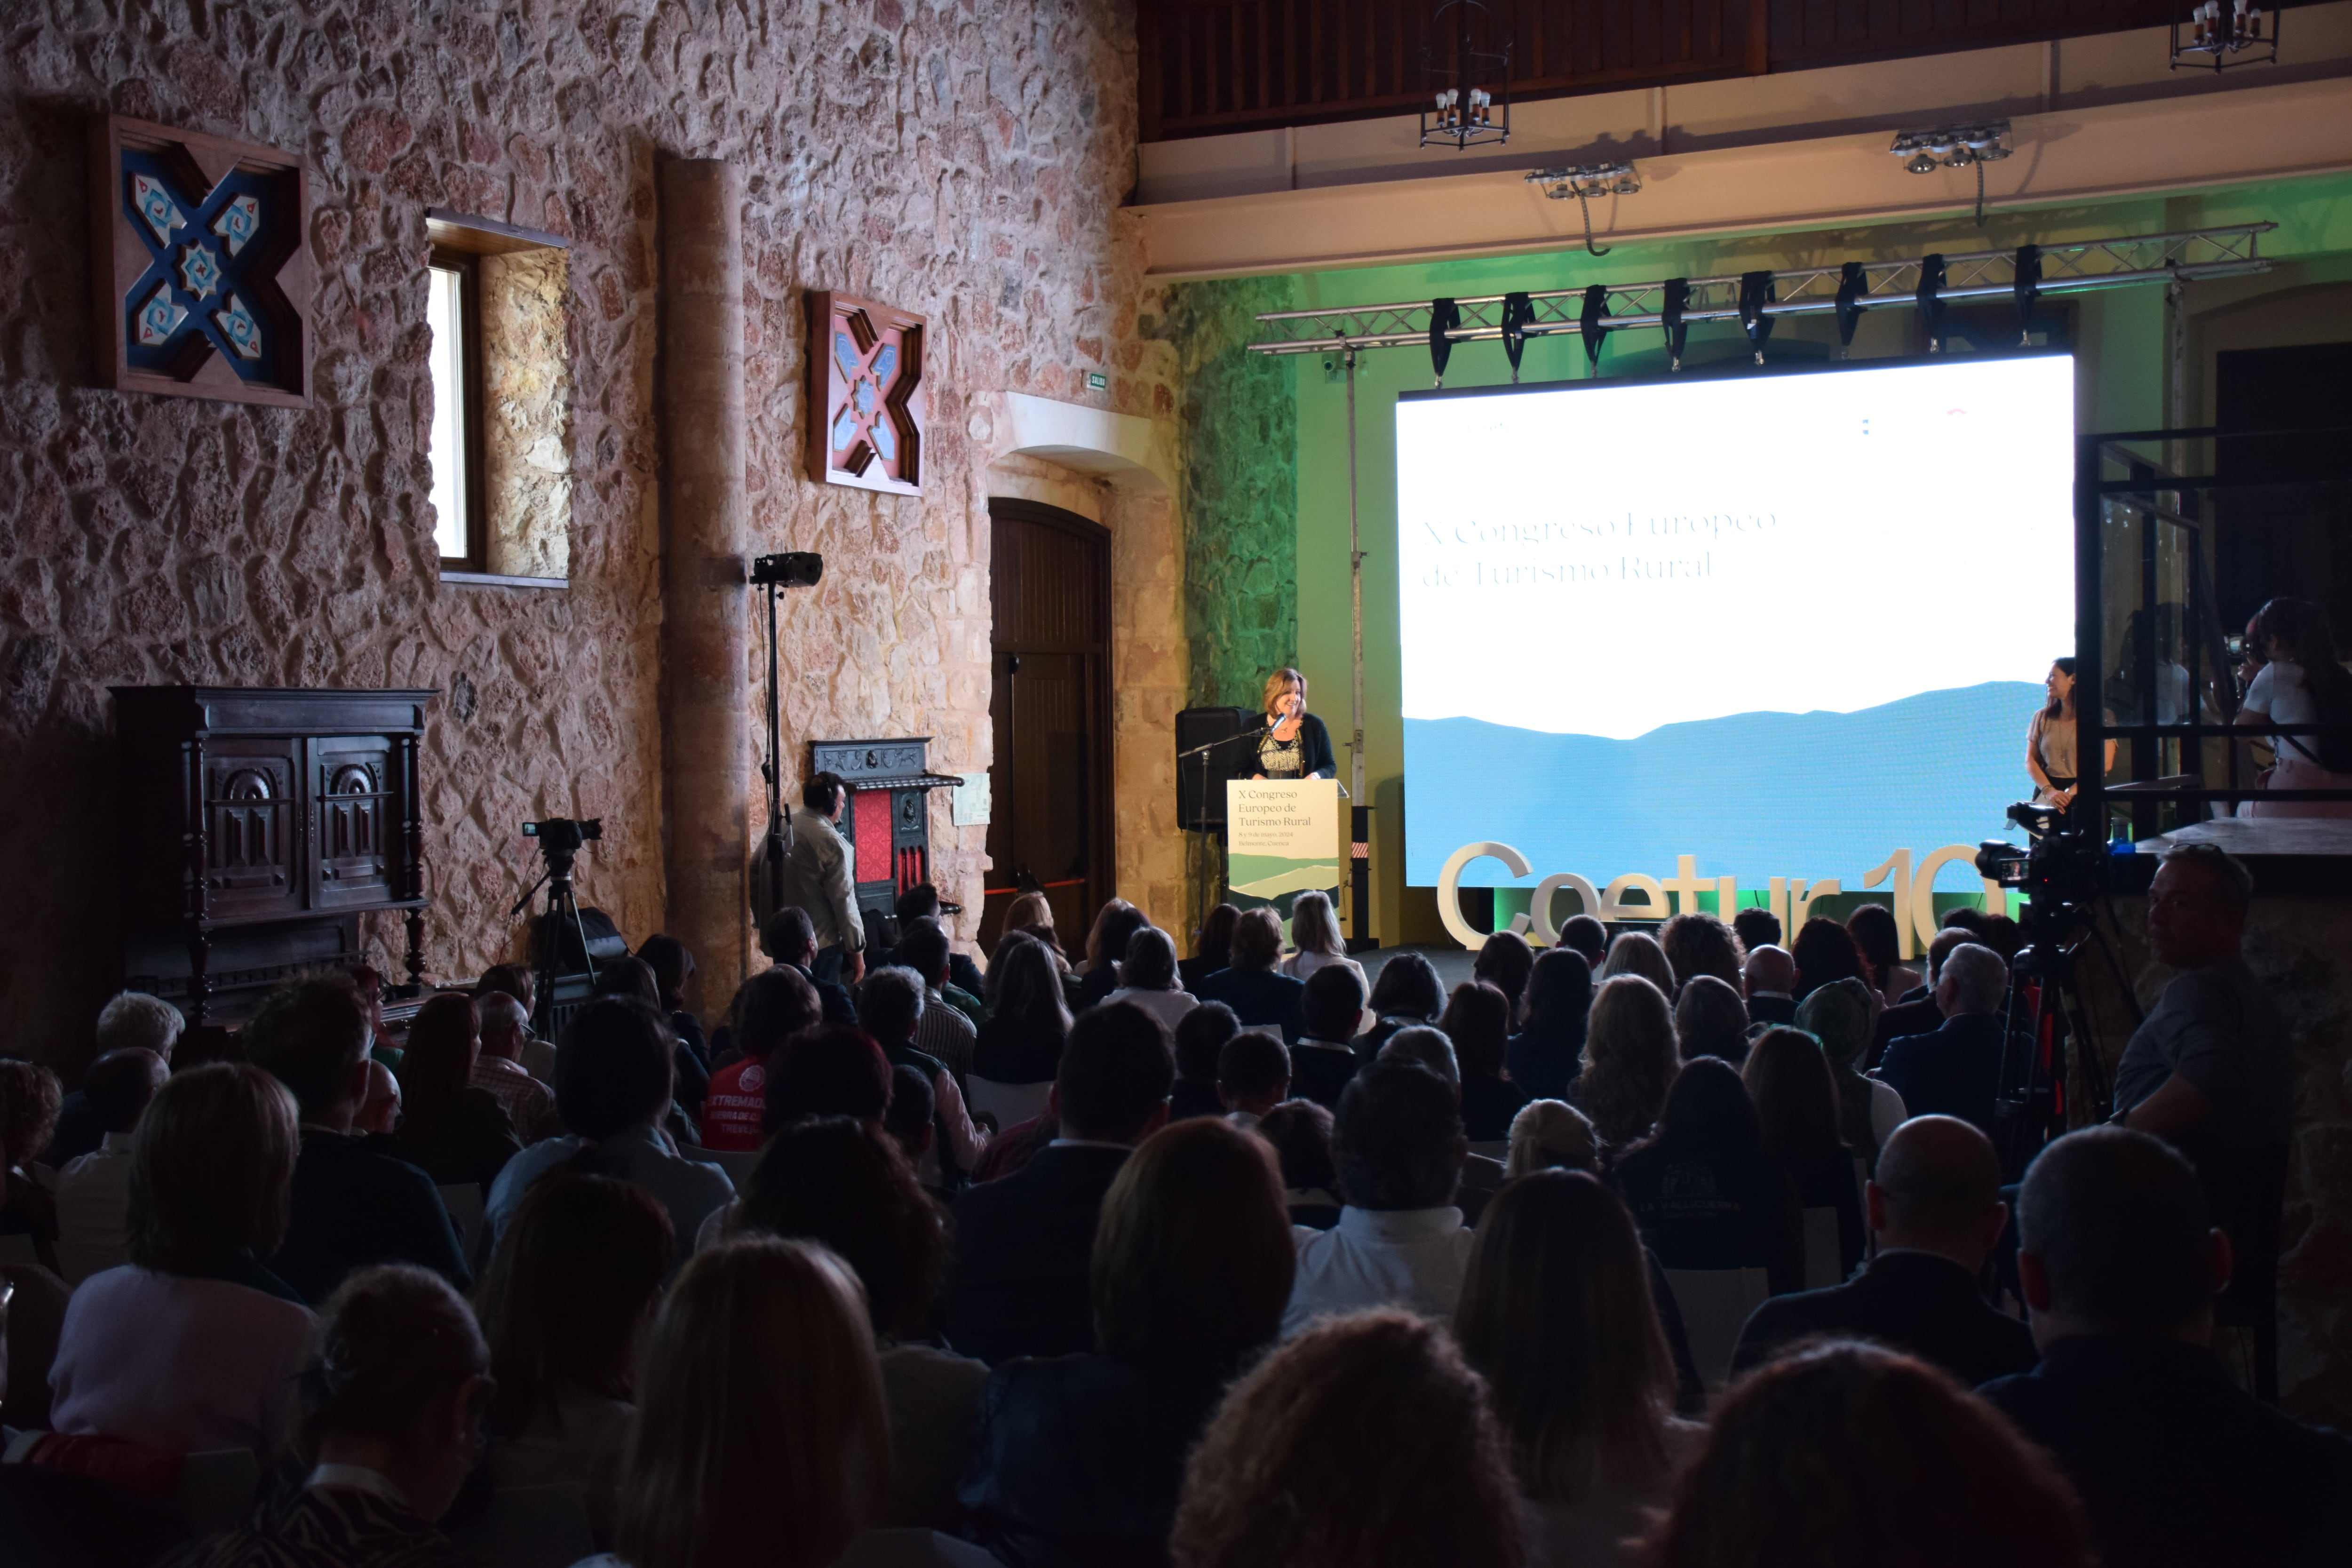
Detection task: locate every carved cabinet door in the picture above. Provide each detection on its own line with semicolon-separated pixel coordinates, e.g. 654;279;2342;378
200;740;303;921
310;738;397;910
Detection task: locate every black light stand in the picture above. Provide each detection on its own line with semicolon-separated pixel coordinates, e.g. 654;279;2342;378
752;551;824;929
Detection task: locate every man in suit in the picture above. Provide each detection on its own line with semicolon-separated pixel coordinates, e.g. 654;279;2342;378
1867;925;1974;1069
946;1001;1174;1364
759;905;858;1028
1731;1114;2033;1386
242;976;470;1304
1740;945;1798;1029
1877;943;2009;1137
1981;1127;2352;1568
1195;908;1306;1043
779;771;865;987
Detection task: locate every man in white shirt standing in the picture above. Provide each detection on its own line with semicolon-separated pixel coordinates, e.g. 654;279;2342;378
781;771;866;988
1282;1058;1473;1337
52;1048;167;1284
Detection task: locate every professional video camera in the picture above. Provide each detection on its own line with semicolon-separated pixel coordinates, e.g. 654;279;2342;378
522;817;604;854
1973;801;2109;930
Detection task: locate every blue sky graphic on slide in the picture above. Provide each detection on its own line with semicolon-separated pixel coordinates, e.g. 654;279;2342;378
1403;681;2042;887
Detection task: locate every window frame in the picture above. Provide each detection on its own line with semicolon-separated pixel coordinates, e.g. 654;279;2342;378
427;244;489;573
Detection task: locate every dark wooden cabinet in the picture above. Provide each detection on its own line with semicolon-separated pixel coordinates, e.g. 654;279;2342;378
111;686;434;1026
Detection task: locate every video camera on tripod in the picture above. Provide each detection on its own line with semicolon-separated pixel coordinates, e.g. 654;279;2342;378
512;816;610;1033
1972;802;2122;1178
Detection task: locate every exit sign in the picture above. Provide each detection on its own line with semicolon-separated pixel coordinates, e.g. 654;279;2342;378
1086;370;1107;390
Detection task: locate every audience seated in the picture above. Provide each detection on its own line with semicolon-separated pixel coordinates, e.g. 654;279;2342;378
1440;980;1530;1141
894;923;986;1066
760;1023;895;1131
1282;1059;1471;1336
242;977;470;1302
946;1002;1173;1364
1979;1126;2352;1568
593;1238;891;1568
48;991;184;1164
1571;974;1678;1161
1556;913;1610;968
1255;1098;1341;1229
974;936;1074;1086
1868;924;1973;1068
1170;1309;1522;1568
353;1059;403;1137
1505;1098;1598;1178
1;1060;64;1274
758;906;860;1028
1794;977;1905;1172
161;1265;493;1568
886;1063;941;1187
1456;1170;1703;1567
1732;1114;2033;1386
1356;951;1443;1059
1672;975;1751;1066
476;1172;672;1544
1169;1003;1240;1122
1175;903;1238;995
1789;915;1871;1003
1002;890;1076;975
1507;947;1593;1101
1215;1031;1290;1128
858;967;989;1185
1847;902;1919;1007
1470;929;1534;1024
634;933;709;1069
1730;905;1782;958
1740;943;1798;1029
1104;926;1200;1035
1609;1058;1802;1293
1280;892;1367;992
1877;943;2009;1138
1600;930;1678;996
1644;1341;2093;1568
961;1118;1294;1567
468;992;560;1144
1660;912;1745;994
475;965;555;1083
1741;1026;1865;1281
51;1047;166;1284
485;998;731;1272
1287;965;1364;1109
50;1063;313;1456
897;882;991;1004
699;966;818;1152
727;1116;979;1532
1074;900;1154;1011
1371;1026;1505;1226
1195;909;1306;1044
393;994;523;1190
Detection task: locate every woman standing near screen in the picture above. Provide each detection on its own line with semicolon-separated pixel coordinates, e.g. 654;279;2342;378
1245;667;1338;781
2026;657;2114;814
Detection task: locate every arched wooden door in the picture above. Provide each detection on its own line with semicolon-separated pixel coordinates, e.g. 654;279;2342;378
982;498;1113;953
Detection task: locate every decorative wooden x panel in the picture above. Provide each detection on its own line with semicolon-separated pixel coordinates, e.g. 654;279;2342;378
805;291;925;496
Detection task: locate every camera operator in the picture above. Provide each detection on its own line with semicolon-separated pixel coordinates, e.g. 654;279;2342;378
780;771;865;987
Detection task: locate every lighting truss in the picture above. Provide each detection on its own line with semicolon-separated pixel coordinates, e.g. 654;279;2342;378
1243;224;2275;358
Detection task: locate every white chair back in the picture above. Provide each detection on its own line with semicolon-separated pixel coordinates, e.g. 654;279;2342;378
177;1448;261;1534
448;1483;595;1568
701;1146;762;1187
835;1528;1004;1568
1466;1140;1509;1163
1801;1207;1844;1292
437;1183;487;1266
967;1077;1053;1130
1661;1266;1772;1393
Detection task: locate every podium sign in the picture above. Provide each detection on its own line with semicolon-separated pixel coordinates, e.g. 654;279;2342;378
1225;779;1343;926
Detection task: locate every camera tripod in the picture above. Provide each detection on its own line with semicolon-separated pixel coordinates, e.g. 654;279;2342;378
509;840;600;1036
1990;903;2120;1182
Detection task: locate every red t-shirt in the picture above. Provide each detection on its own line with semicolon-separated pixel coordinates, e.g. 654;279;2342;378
702;1057;770;1151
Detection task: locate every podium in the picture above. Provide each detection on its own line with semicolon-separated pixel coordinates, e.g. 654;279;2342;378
1224;779;1343;927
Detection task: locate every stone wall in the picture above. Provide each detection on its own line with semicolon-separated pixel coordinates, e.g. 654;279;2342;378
0;0;1171;1067
481;246;571;580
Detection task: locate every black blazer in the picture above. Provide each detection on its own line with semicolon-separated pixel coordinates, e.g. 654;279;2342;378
946;1144;1131;1365
1745;993;1798;1028
1193;968;1306;1044
1230;711;1337;780
1878;1013;2006;1137
1287;1039;1360;1108
1981;1337;2352;1568
1731;1249;2034;1388
271;1129;471;1305
1870;992;1942;1070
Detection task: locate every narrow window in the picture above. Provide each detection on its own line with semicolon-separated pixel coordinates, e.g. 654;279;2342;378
426;249;485;570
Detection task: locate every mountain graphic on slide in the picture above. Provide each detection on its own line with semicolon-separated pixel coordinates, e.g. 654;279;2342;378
1403;680;2043;887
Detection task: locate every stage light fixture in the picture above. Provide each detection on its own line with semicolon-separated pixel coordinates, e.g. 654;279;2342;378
1524;163;1640;257
1890;121;2013;226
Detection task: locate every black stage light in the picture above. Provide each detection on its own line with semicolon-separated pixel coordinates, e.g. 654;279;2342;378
751;551;823;588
